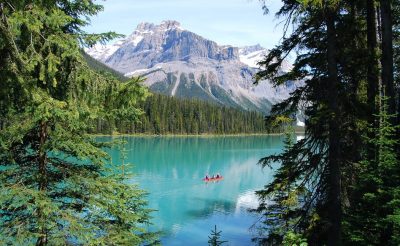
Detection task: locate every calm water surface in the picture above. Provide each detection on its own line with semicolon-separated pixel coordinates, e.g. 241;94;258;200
100;135;286;245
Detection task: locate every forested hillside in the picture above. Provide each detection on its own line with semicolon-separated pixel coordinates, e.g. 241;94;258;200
4;0;400;245
93;93;267;134
83;52;271;135
84;20;292;113
82;51;129;82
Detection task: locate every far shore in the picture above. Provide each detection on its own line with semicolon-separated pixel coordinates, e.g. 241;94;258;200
90;131;305;138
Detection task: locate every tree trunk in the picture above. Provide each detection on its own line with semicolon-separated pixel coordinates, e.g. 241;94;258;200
367;0;380;118
326;7;342;246
367;0;380;162
380;0;396;115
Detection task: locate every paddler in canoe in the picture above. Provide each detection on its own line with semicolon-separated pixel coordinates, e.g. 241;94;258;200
203;173;223;182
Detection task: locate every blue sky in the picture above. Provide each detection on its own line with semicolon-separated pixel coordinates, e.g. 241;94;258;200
85;0;286;49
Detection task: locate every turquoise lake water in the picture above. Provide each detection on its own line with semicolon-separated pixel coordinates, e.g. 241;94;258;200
100;135;286;245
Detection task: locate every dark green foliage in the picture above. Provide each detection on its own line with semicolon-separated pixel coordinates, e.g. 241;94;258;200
394;1;400;132
81;51;273;135
344;97;400;245
82;51;129;82
253;123;309;245
253;2;351;244
253;0;400;245
208;225;227;246
395;1;400;82
282;231;308;246
93;93;269;135
0;1;157;245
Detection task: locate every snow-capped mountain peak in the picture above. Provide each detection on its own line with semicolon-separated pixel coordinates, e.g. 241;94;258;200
239;45;268;68
239;44;265;56
85;20;184;62
159;20;183;31
85;20;297;114
85;40;125;61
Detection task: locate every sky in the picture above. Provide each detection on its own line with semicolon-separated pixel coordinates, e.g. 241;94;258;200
85;0;286;49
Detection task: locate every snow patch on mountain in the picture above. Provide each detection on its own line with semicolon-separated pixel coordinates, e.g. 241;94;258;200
239;45;268;68
171;75;180;96
124;68;150;77
127;35;144;46
85;40;123;61
85;21;182;62
85;20;299;114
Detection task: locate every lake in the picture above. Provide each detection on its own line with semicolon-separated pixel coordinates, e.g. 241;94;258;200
100;135;286;245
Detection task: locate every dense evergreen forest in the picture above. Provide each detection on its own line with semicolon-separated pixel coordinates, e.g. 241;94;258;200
83;50;271;135
94;93;268;135
82;51;130;82
1;0;400;245
0;1;158;245
253;0;400;245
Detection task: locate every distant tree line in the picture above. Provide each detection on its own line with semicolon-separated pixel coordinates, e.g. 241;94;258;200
92;93;270;135
82;50;279;136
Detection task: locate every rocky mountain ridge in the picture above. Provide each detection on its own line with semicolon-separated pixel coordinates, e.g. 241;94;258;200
86;20;295;113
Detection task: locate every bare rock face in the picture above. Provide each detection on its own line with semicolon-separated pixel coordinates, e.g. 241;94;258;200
86;20;296;113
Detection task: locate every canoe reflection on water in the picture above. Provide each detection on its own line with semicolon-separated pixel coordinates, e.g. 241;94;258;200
203;176;223;182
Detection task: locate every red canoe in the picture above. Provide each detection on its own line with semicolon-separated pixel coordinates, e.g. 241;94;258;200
203;176;223;182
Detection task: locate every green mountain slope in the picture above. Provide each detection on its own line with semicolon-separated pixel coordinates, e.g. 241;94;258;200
82;51;129;82
82;51;270;134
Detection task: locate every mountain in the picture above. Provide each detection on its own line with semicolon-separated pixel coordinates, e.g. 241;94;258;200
81;51;129;82
85;20;295;113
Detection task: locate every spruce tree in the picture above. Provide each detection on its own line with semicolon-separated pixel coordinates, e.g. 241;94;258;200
252;0;386;244
253;0;400;245
344;97;400;245
253;117;308;245
208;225;227;246
0;1;157;245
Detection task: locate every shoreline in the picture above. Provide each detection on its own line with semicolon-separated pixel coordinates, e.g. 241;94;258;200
90;131;305;138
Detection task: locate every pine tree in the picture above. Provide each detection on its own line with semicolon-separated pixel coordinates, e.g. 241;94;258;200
254;1;347;244
253;117;308;245
344;97;400;245
208;225;227;246
0;1;157;245
254;0;400;245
